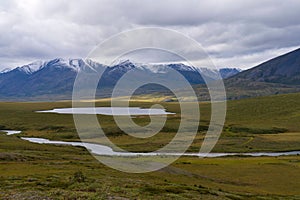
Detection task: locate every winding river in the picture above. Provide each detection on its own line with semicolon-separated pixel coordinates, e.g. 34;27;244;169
36;107;175;115
1;130;300;157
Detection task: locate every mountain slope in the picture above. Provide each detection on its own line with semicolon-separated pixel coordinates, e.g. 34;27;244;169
225;48;300;99
228;48;300;85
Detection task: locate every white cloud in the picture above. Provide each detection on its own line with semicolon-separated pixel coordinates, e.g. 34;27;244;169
0;0;300;69
212;45;300;69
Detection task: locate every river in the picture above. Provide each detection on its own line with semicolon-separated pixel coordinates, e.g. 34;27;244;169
1;130;299;157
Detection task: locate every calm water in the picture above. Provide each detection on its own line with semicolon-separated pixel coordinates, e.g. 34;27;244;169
37;107;175;115
2;130;300;157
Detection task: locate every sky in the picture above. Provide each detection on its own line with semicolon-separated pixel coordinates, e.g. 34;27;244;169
0;0;300;70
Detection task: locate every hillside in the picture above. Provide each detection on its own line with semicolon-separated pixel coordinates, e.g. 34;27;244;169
228;48;300;85
224;48;300;99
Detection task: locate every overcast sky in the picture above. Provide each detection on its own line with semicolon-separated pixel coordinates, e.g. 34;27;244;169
1;0;300;70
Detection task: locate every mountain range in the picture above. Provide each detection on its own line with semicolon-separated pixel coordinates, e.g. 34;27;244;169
1;47;300;101
0;58;240;100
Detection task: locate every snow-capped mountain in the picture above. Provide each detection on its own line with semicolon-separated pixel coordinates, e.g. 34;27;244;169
0;58;241;100
9;58;102;75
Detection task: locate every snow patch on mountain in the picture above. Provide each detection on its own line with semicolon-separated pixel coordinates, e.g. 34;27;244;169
135;63;168;74
17;60;44;74
10;58;105;75
0;68;12;74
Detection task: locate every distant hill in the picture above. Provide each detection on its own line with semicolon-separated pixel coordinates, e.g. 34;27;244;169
228;48;300;85
224;48;300;99
0;58;240;101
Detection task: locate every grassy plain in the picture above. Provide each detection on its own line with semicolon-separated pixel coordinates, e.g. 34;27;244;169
0;93;300;199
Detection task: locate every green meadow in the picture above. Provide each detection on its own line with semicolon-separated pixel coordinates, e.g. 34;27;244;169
1;92;300;199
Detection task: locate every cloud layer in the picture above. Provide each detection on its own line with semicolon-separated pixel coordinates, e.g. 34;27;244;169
0;0;300;69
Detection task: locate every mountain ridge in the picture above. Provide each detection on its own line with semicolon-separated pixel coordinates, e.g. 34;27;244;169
0;58;241;100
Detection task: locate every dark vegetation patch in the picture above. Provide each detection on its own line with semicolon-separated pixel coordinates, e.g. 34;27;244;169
0;153;35;162
38;125;74;133
0;125;6;129
227;126;288;134
104;131;124;137
198;125;209;132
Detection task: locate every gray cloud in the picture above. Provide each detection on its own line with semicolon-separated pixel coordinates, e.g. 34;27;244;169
0;0;300;70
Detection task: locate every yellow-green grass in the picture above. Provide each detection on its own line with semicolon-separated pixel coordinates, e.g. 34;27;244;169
225;92;300;131
1;134;300;199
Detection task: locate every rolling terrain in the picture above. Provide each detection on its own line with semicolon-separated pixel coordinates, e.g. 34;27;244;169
0;93;300;199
